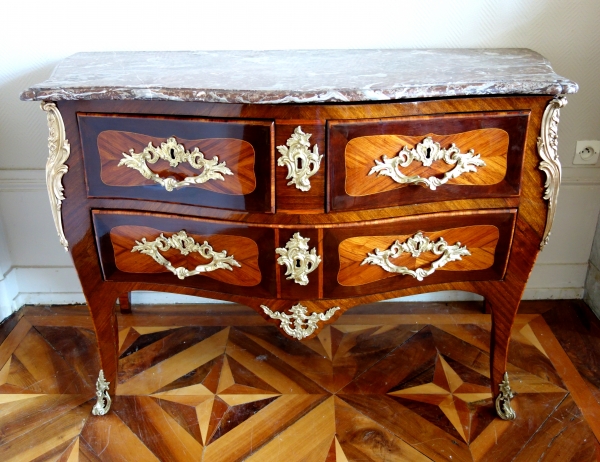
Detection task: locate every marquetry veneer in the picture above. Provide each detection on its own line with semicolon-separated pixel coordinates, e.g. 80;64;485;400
22;50;577;421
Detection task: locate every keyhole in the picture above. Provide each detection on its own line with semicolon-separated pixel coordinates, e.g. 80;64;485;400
295;259;301;268
297;158;303;170
170;148;176;160
425;147;432;159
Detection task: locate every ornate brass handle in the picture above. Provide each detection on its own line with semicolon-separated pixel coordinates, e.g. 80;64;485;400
131;230;240;279
361;232;470;281
277;126;322;191
276;232;321;286
261;303;339;339
368;136;486;190
118;137;233;191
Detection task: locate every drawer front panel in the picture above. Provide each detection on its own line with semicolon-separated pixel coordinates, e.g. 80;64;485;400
323;209;516;298
328;112;528;211
93;211;277;297
80;114;274;212
111;226;261;286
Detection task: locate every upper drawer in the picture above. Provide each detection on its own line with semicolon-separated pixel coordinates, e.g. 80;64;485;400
328;111;529;211
78;114;274;212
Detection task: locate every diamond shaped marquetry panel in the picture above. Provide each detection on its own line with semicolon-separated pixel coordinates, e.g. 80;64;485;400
0;301;598;461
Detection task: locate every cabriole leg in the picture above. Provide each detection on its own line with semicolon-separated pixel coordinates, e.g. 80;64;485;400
485;288;520;420
119;292;132;314
86;290;119;415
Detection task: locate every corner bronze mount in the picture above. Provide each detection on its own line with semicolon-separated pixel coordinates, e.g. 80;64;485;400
495;372;516;420
538;96;567;250
42;102;70;251
91;370;111;416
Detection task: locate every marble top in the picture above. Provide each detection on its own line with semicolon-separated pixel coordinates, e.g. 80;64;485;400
20;49;578;104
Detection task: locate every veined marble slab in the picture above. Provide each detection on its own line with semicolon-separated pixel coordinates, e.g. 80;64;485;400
20;49;578;103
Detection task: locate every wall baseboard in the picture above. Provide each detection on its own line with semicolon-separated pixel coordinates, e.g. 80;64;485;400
0;169;46;192
584;261;600;318
11;288;585;308
4;264;586;313
0;268;19;319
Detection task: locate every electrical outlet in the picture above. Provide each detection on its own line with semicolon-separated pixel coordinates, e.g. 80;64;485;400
574;140;600;165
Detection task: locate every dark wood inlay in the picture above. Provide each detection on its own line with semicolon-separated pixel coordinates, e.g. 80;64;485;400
78;114;274;213
2;301;598;460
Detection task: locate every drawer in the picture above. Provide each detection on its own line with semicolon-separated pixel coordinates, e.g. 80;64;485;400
79;114;274;212
322;209;516;298
328;112;529;211
93;210;277;298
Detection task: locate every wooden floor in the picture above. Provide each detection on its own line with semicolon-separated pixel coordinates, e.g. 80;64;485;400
0;300;599;462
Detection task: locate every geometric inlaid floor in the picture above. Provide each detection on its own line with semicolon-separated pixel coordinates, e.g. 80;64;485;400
0;300;599;461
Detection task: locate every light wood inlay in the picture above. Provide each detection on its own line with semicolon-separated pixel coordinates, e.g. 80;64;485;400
338;225;500;286
345;129;509;196
99;131;257;195
1;300;598;460
111;225;262;286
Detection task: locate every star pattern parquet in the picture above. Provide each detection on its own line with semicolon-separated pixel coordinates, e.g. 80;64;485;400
0;302;599;461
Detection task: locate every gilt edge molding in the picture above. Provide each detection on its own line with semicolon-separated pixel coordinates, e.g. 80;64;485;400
41;102;70;251
538;96;567;250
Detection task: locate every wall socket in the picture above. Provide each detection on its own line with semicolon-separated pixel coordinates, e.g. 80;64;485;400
574;140;600;165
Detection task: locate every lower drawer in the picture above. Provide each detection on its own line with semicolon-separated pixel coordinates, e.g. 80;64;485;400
93;208;515;301
93;210;277;298
322;209;516;298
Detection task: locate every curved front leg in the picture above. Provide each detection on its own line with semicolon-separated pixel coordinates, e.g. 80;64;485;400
484;286;520;420
86;288;119;415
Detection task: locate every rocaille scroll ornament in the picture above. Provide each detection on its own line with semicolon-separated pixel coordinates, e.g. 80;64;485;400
538;97;567;250
118;136;233;191
495;372;516;420
276;232;321;286
131;230;240;280
368;136;486;190
361;232;470;281
91;370;111;416
261;303;340;340
277;126;322;191
42;102;70;251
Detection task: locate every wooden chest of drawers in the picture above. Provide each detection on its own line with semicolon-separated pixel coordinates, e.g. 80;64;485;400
21;49;577;421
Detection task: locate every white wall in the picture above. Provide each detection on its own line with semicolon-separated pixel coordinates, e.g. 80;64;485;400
1;0;599;318
585;214;600;316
